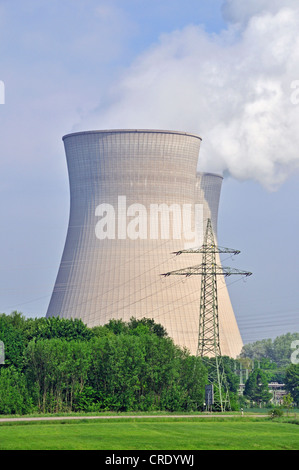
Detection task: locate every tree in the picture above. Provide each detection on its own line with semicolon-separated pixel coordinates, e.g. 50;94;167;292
128;317;168;338
240;333;299;368
282;393;293;416
271;333;299;368
23;317;94;343
244;368;272;406
3;311;27;329
0;366;33;414
102;319;129;336
101;317;168;338
0;314;26;370
240;338;272;361
84;325;207;413
284;363;299;404
23;338;91;413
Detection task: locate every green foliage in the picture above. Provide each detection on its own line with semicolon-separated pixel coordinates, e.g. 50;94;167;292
240;333;299;368
244;368;272;405
282;393;294;416
284;363;299;403
23;316;94;343
0;311;297;416
98;316;168;339
127;317;168;338
201;357;240;411
84;332;206;412
222;356;240;394
239;332;299;386
269;408;284;419
0;314;26;369
0;313;208;415
0;366;33;414
23;338;91;413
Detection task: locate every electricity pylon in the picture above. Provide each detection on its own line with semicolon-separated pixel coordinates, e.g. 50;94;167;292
161;219;252;411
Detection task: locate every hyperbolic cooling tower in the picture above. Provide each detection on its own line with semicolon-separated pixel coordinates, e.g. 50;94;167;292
46;129;243;358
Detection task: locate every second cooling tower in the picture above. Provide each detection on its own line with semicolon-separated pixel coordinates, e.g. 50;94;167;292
46;129;243;358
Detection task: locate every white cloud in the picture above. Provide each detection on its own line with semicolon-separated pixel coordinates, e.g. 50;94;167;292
77;2;299;189
222;0;299;25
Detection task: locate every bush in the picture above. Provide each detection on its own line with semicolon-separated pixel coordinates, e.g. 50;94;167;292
269;408;284;419
0;366;34;414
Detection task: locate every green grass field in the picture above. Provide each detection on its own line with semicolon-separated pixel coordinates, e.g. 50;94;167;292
0;416;298;450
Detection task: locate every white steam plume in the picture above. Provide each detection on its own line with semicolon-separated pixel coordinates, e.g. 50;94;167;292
77;1;299;189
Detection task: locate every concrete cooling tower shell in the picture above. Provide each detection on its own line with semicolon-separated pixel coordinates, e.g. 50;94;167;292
46;129;243;358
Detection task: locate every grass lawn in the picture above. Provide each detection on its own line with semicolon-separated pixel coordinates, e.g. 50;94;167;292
0;417;298;450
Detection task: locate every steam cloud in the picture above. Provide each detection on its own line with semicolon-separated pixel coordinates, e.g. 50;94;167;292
78;0;299;189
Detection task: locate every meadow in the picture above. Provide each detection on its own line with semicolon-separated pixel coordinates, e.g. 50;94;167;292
0;415;298;450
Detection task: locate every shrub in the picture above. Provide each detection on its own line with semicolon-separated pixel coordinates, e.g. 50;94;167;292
0;366;34;414
269;408;283;419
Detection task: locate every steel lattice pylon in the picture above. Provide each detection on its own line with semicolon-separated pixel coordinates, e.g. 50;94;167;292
161;219;252;411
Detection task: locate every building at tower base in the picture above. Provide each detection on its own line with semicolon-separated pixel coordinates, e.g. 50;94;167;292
46;129;244;358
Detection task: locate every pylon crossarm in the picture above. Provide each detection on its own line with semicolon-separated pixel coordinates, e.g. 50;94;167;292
161;264;219;276
172;246;240;256
221;266;252;277
161;264;252;277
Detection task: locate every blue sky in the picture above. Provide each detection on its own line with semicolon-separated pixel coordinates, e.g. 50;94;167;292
0;0;298;344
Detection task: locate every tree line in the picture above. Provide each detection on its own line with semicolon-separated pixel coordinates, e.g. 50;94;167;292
0;311;298;415
0;313;208;414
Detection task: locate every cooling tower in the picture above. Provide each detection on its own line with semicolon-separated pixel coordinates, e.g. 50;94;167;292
46;129;243;357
